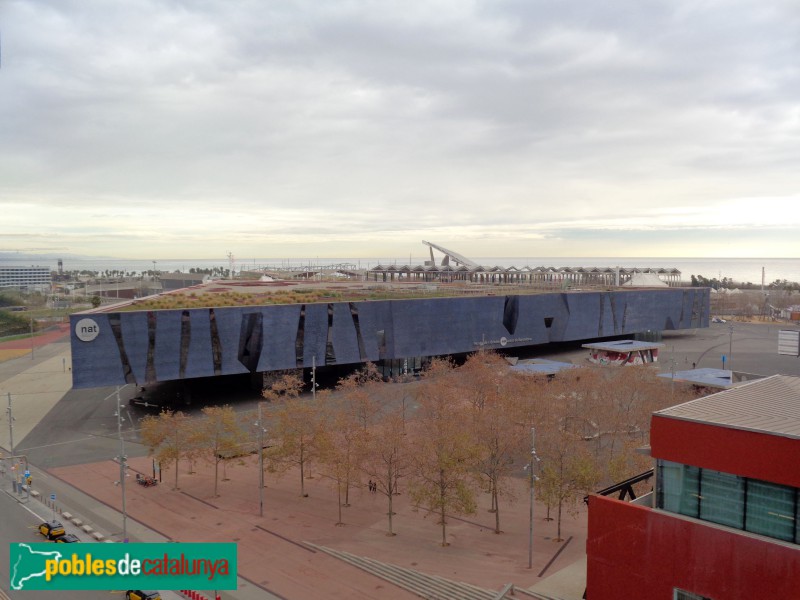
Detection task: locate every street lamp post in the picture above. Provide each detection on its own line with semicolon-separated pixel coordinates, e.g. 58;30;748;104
729;325;734;371
256;402;266;517
6;393;13;456
312;355;317;401
528;427;537;569
116;387;128;541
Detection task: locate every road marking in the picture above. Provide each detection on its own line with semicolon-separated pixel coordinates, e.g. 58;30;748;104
17;437;96;452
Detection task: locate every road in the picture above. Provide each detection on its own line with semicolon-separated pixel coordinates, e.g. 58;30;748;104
0;488;115;600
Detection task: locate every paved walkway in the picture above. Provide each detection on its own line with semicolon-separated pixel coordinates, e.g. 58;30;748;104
0;327;73;450
48;456;588;600
0;325;592;600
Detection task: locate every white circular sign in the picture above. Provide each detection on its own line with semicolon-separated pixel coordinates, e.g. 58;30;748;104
75;318;100;342
499;336;508;347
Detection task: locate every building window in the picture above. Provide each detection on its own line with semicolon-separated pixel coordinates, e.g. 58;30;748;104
658;461;700;517
698;469;745;529
657;459;799;545
745;480;796;542
674;589;712;600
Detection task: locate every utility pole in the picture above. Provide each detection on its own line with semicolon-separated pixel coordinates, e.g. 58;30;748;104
6;393;13;455
312;355;317;401
30;316;34;360
257;402;265;517
528;427;537;569
729;325;734;372
116;387;128;541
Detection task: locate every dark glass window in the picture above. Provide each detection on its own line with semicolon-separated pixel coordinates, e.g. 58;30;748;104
699;469;745;529
657;460;799;545
746;480;796;542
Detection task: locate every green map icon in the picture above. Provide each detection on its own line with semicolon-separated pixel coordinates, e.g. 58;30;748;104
10;543;64;590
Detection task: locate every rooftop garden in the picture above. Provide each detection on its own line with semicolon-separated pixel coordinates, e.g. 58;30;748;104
115;282;558;312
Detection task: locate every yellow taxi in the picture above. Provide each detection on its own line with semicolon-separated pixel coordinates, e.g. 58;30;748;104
38;520;65;540
125;592;161;600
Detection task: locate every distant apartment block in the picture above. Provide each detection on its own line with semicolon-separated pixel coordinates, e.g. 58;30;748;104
0;265;52;291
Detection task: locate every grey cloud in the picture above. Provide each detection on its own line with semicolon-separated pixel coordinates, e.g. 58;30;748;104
1;0;799;257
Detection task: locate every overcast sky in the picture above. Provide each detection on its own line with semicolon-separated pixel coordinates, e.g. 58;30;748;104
2;0;798;260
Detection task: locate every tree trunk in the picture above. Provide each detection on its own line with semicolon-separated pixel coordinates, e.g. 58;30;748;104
174;458;179;490
336;479;343;525
299;443;306;497
556;498;563;541
441;503;447;546
388;468;395;536
214;458;219;497
440;470;448;546
494;486;500;534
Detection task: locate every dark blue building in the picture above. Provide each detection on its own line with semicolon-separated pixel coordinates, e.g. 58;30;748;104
70;288;709;388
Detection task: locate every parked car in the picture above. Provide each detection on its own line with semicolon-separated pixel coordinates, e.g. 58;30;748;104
126;592;161;600
54;533;80;543
38;520;65;540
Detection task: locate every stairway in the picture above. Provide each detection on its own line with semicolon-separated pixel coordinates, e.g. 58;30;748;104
304;542;546;600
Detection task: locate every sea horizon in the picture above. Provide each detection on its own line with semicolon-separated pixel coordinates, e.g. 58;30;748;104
2;253;798;286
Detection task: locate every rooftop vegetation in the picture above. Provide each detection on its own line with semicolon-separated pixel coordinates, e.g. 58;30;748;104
119;284;558;311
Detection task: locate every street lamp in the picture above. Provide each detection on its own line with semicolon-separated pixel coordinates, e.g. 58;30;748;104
6;393;14;456
255;403;267;517
527;427;538;569
115;387;128;541
729;325;734;371
312;355;318;401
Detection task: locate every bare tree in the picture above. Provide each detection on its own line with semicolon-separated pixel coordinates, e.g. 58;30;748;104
336;363;383;431
537;425;600;541
267;394;326;497
409;359;480;546
361;409;410;536
192;405;246;497
531;371;606;540
459;353;528;534
262;371;304;402
317;404;366;525
139;410;193;490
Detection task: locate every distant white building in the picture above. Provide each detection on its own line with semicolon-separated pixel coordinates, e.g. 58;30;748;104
0;266;51;292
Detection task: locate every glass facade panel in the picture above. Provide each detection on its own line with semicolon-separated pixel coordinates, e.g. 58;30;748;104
698;469;744;529
658;459;800;546
746;480;796;542
659;460;699;517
